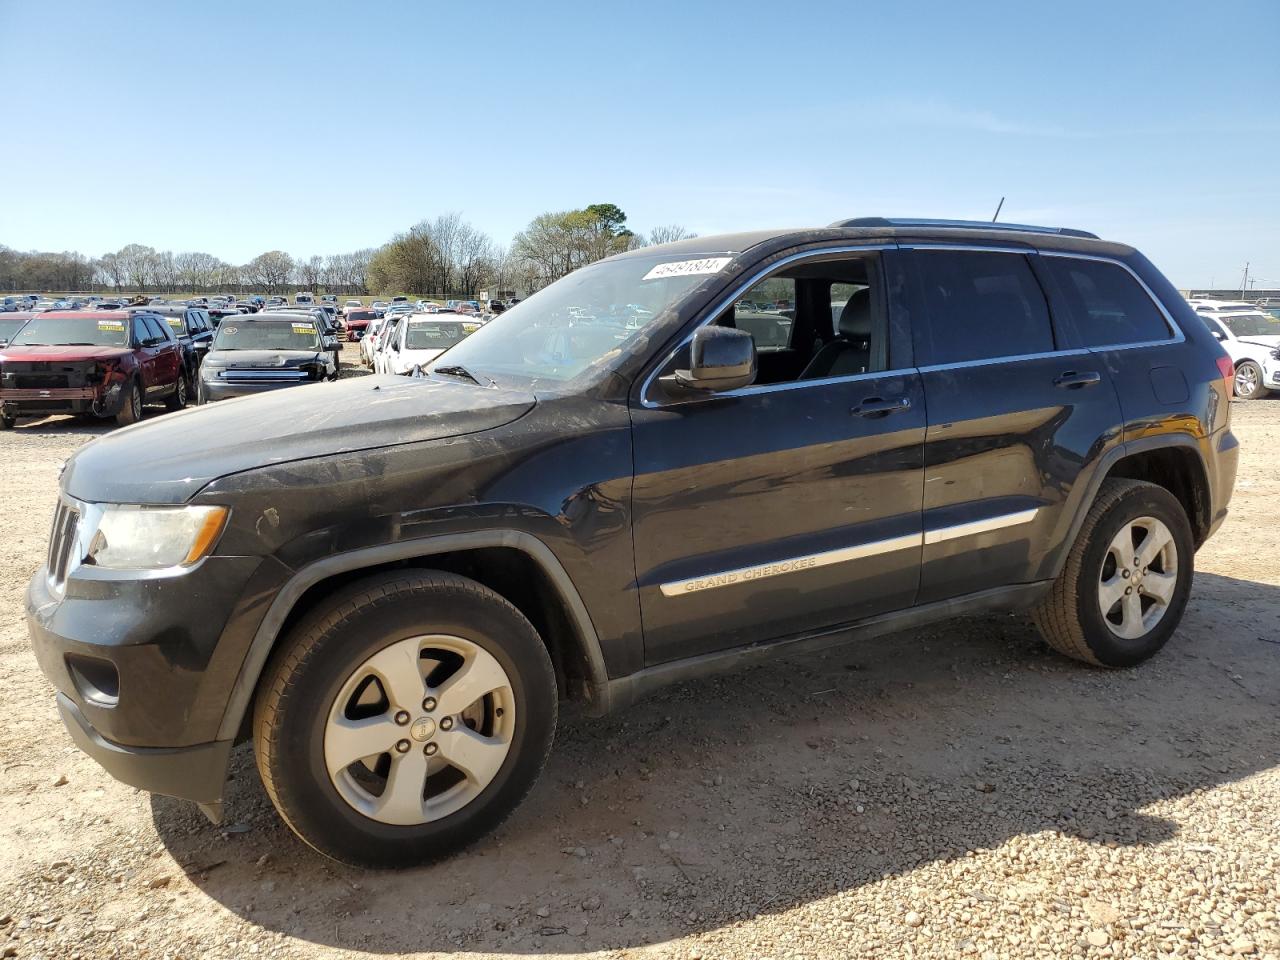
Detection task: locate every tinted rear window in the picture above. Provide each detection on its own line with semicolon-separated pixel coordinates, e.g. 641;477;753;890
1043;257;1171;347
911;251;1054;364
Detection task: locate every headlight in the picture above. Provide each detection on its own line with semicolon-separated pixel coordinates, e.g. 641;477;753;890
84;505;229;570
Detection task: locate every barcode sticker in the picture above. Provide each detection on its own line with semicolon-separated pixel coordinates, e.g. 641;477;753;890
642;257;732;281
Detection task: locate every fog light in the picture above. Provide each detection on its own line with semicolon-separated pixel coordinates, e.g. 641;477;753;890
65;654;119;707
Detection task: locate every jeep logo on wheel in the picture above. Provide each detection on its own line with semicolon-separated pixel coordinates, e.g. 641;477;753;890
409;716;436;743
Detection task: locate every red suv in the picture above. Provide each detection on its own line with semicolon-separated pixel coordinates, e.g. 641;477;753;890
0;310;187;428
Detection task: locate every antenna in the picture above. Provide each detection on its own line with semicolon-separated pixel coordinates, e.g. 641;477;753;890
991;197;1005;223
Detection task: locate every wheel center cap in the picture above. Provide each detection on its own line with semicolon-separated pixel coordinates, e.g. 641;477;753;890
410;716;436;742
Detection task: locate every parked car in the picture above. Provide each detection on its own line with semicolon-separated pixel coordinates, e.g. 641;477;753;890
1188;299;1280;399
266;296;287;307
415;299;440;312
381;314;470;375
344;308;377;341
360;314;390;365
371;314;405;373
196;314;338;403
295;292;315;305
0;309;186;427
344;299;364;310
26;218;1237;869
320;294;338;305
0;312;32;347
129;304;215;391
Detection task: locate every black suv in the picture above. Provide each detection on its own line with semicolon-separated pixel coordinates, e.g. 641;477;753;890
27;219;1238;868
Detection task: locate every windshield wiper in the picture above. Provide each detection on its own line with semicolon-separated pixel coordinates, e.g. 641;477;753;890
432;364;493;387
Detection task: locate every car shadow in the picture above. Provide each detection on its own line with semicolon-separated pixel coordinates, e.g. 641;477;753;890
152;570;1278;954
5;410;173;435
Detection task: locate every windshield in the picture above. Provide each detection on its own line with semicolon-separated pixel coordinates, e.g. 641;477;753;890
1221;312;1280;337
0;318;28;343
429;254;730;386
11;316;131;347
405;320;467;351
213;320;320;351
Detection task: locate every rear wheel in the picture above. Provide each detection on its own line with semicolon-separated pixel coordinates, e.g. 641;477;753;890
253;570;557;868
0;412;14;430
1032;478;1194;667
164;372;188;411
115;380;143;426
1233;360;1268;399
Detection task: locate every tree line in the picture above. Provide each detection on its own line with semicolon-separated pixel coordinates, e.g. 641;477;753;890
0;204;695;298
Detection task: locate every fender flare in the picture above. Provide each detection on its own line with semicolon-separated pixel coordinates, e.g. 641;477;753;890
214;529;611;742
1053;433;1210;580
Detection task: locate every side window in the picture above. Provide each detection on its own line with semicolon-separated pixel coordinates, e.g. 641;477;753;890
1043;257;1172;347
912;251;1054;365
732;278;795;352
150;316;174;342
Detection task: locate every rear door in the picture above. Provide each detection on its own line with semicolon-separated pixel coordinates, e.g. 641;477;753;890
903;246;1124;603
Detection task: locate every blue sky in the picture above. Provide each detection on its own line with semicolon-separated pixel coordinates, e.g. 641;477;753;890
2;0;1276;288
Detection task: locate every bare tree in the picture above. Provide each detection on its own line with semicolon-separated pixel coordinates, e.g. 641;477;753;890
245;251;295;294
647;224;697;246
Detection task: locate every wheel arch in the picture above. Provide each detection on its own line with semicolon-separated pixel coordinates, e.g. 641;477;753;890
1058;435;1212;579
215;531;611;743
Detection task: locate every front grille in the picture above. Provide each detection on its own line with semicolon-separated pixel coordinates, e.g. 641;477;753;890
1;362;95;392
47;500;80;588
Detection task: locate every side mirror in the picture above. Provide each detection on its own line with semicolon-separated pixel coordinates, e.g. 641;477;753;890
671;325;757;392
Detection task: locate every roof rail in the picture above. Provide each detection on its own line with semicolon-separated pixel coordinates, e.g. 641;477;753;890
831;217;1099;240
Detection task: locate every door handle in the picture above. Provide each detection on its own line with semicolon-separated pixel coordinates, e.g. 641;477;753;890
852;396;912;417
1053;371;1101;389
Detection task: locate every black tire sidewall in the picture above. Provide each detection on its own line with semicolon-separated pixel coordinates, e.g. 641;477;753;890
1072;485;1194;666
116;380;142;425
265;578;556;867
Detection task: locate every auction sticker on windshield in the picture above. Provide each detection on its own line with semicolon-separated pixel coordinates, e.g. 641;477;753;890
642;257;733;281
97;320;124;331
292;324;315;334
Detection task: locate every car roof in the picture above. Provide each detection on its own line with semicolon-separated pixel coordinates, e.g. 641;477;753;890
243;312;318;322
607;218;1133;263
38;310;133;320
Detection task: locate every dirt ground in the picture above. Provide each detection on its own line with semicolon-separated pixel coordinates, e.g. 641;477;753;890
1;368;1276;960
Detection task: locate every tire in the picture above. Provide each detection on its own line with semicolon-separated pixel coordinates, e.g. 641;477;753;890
115;380;143;426
164;372;188;411
1233;360;1268;399
0;413;14;430
1032;478;1194;667
195;378;208;405
253;570;557;868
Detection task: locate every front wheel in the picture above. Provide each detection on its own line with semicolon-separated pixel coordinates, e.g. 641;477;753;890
1233;360;1269;399
0;412;14;430
1033;478;1194;667
253;571;557;868
115;380;143;426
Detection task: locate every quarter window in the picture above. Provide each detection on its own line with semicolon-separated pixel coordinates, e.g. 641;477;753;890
911;251;1054;364
1043;257;1171;347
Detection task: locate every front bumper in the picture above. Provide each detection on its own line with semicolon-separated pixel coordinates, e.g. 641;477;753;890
56;693;232;805
0;382;124;418
201;376;317;402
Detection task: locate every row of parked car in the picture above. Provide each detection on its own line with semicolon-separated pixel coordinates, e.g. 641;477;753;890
0;297;495;428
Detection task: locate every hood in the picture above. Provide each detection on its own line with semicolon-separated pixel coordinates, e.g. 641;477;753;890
1237;335;1280;350
203;349;325;369
0;345;133;364
62;374;536;504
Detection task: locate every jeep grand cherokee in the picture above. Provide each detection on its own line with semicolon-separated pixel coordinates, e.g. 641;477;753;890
27;218;1238;867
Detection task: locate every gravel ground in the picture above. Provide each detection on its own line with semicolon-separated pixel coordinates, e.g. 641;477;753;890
1;361;1276;960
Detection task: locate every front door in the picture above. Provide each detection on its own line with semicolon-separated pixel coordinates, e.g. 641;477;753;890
630;248;927;666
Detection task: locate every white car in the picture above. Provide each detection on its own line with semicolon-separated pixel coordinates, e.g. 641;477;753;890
361;314;390;367
380;314;471;375
414;299;441;312
1188;299;1280;399
371;315;406;374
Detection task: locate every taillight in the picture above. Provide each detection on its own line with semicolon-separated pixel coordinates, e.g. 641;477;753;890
1216;355;1234;390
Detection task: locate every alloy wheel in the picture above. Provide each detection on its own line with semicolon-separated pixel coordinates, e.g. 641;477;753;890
323;634;516;825
1234;364;1259;397
1097;516;1178;640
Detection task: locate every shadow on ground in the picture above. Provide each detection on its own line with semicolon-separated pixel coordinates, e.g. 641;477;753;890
152;571;1278;953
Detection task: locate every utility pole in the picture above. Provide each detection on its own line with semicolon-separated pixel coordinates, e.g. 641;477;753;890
1240;262;1249;299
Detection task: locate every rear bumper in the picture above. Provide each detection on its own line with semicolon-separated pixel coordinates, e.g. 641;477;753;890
56;693;232;805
